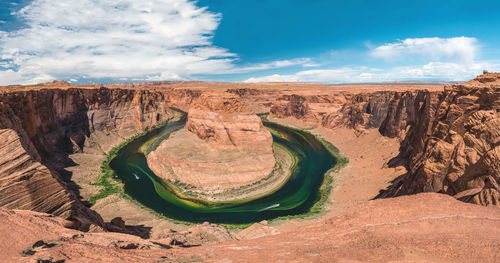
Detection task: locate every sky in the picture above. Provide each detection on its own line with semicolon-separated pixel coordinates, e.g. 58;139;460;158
0;0;499;85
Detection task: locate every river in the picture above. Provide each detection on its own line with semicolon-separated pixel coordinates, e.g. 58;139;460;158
110;114;337;224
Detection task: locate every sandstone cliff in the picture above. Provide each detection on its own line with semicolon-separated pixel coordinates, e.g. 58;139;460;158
265;76;498;206
268;89;437;139
186;93;273;152
380;73;500;205
147;93;277;197
0;86;199;226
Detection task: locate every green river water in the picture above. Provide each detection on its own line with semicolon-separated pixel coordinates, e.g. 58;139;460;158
110;115;337;224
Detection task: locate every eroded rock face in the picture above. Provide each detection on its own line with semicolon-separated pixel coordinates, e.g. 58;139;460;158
381;73;500;205
186;93;273;152
0;129;95;221
270;94;310;119
0;87;199;226
265;76;499;206
269;90;435;139
234;220;280;240
147;93;276;194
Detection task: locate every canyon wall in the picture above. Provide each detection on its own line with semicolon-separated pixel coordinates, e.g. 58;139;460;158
268;89;436;139
186;93;274;152
264;74;499;206
381;74;500;205
0;86;199;226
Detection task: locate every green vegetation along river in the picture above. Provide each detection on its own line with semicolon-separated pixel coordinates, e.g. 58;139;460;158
110;114;338;224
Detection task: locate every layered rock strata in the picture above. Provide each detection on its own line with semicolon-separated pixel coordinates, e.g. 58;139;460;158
380;73;500;205
265;74;499;206
147;93;276;196
0;86;199;226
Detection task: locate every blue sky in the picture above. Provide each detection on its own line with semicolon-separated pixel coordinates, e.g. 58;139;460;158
0;0;499;85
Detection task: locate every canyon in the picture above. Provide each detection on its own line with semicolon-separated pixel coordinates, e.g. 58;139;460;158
0;74;499;262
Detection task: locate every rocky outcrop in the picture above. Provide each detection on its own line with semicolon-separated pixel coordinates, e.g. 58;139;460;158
269;90;433;138
320;90;439;138
380;73;500;206
270;94;311;119
0;128;104;229
234;220;280;240
270;93;349;123
153;221;236;247
148;93;276;195
0;86;199;226
185;93;273;151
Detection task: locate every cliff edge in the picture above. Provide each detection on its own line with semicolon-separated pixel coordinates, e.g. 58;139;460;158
380;73;500;205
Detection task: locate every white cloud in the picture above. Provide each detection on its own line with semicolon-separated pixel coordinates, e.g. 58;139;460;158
371;37;479;63
234;58;316;72
0;0;317;85
0;69;55;85
246;36;495;83
245;68;368;83
145;72;184;81
0;0;237;84
244;74;299;83
244;62;497;83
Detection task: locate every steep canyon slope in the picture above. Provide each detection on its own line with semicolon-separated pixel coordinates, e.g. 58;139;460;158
0;85;200;228
260;74;499;205
381;73;500;205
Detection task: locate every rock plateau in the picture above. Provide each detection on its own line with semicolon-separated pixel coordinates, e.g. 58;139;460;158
147;93;277;198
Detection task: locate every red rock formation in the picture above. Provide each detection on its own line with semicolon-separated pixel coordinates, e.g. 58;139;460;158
147;93;276;195
0;87;199;226
270;94;311;119
381;73;500;205
186;93;273;152
153;222;236;247
265;77;499;206
320;90;440;139
0;101;105;229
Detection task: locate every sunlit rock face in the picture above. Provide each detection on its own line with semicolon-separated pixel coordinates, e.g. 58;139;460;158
185;93;273;152
380;73;500;206
147;93;276;194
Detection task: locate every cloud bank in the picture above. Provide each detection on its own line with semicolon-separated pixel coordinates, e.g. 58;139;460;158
371;37;479;63
0;3;494;86
0;0;237;84
246;37;495;83
244;62;490;83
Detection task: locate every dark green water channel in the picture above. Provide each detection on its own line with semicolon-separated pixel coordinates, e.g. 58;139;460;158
110;116;337;224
